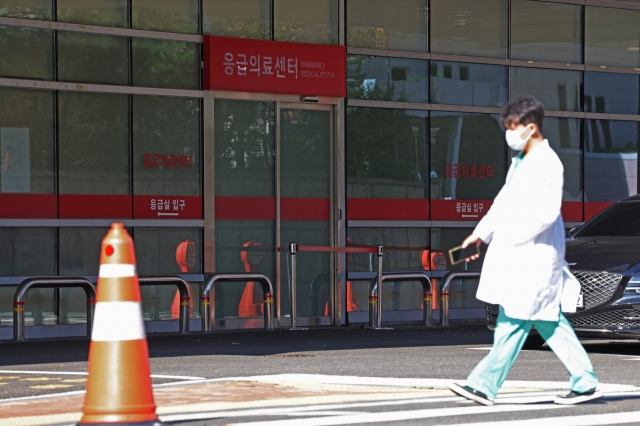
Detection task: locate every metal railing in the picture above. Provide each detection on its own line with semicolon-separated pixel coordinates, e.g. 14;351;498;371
138;276;192;334
368;272;433;329
200;273;275;332
440;271;481;326
289;243;380;330
13;277;96;341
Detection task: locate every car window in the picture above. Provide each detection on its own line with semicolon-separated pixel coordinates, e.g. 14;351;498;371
576;203;640;237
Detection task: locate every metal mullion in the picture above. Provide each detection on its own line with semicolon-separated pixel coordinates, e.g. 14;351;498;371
275;100;281;322
328;105;336;325
271;0;275;41
339;0;345;46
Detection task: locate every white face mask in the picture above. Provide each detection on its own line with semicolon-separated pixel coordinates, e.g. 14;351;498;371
505;126;532;151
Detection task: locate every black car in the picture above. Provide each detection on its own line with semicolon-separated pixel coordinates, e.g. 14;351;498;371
487;195;640;349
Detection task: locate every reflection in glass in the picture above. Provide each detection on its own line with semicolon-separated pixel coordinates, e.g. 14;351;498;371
215;100;275;319
0;26;53;80
585;119;639;202
347;55;428;103
0;87;55;194
280;108;331;318
57;32;129;86
586;6;640;68
431;228;483;307
511;67;581;112
214;100;275;197
132;0;199;34
274;0;337;45
430;112;506;201
347;107;428;199
0;228;55;276
135;227;202;321
132;39;200;90
59;227;109;276
58;92;130;195
347;228;429;312
430;61;507;107
0;286;17;327
347;0;428;52
511;0;582;63
584;72;640;116
57;0;128;27
133;96;201;196
545;118;582;202
0;0;52;20
430;0;507;58
203;0;271;39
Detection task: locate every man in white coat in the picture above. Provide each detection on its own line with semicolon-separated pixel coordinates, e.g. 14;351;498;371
450;95;602;406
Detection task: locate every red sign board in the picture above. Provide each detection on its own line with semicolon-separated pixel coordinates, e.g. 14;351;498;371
204;36;346;97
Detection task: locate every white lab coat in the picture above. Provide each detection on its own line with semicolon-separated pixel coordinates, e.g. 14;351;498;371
473;140;565;321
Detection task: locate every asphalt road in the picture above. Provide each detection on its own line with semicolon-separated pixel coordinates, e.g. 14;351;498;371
0;324;639;389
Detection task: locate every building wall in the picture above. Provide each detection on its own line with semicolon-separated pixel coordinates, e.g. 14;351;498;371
1;0;639;326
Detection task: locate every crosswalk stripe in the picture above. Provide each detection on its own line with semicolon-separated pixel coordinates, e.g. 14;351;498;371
159;396;463;423
440;410;640;426
226;404;564;426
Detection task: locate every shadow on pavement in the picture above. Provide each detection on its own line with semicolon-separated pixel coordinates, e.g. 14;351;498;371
0;325;494;367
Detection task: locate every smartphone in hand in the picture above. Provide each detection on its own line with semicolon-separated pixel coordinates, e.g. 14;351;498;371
448;244;480;265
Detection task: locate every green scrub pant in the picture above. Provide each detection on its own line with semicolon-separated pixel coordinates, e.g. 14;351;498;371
467;306;599;400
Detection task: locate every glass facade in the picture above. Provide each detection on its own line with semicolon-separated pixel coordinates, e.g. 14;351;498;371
347;0;428;52
511;0;582;64
1;0;640;330
431;0;507;58
0;26;54;80
347;56;429;103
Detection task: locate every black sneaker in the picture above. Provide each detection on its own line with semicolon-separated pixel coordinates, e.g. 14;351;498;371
450;383;494;406
554;388;603;405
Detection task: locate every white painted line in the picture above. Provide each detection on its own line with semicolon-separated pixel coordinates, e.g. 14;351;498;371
0;370;87;376
0;370;204;381
440;410;640;426
149;374;206;380
468;347;492;351
226;404;564;426
159;396;465;422
211;374;640;393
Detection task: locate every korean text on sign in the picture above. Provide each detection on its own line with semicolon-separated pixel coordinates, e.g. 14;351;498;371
150;199;186;211
445;163;494;179
143;154;193;169
224;53;298;79
456;202;485;214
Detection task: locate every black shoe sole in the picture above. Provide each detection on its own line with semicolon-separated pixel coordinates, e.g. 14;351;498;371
450;383;495;406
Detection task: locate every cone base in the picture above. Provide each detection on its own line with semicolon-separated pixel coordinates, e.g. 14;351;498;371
78;418;161;426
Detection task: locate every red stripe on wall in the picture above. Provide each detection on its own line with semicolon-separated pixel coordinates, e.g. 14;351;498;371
281;198;330;221
561;202;583;222
347;198;430;221
0;194;57;218
215;197;330;221
585;202;614;222
215;197;276;220
59;195;132;219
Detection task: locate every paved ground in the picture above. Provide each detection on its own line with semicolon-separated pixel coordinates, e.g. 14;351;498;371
1;324;640;425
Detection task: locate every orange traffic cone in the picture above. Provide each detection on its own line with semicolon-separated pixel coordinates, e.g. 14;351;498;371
79;223;159;425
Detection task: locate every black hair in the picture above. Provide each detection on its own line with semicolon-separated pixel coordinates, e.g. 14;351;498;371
501;95;545;132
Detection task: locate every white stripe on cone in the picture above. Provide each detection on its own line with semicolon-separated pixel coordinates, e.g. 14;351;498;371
99;264;137;278
91;302;146;341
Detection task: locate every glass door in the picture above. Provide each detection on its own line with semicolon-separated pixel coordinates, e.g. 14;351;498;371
279;104;333;324
212;98;334;327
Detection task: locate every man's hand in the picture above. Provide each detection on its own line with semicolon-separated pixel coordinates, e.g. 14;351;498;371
461;234;482;262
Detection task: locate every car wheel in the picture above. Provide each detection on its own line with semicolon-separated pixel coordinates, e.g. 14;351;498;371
522;334;545;350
